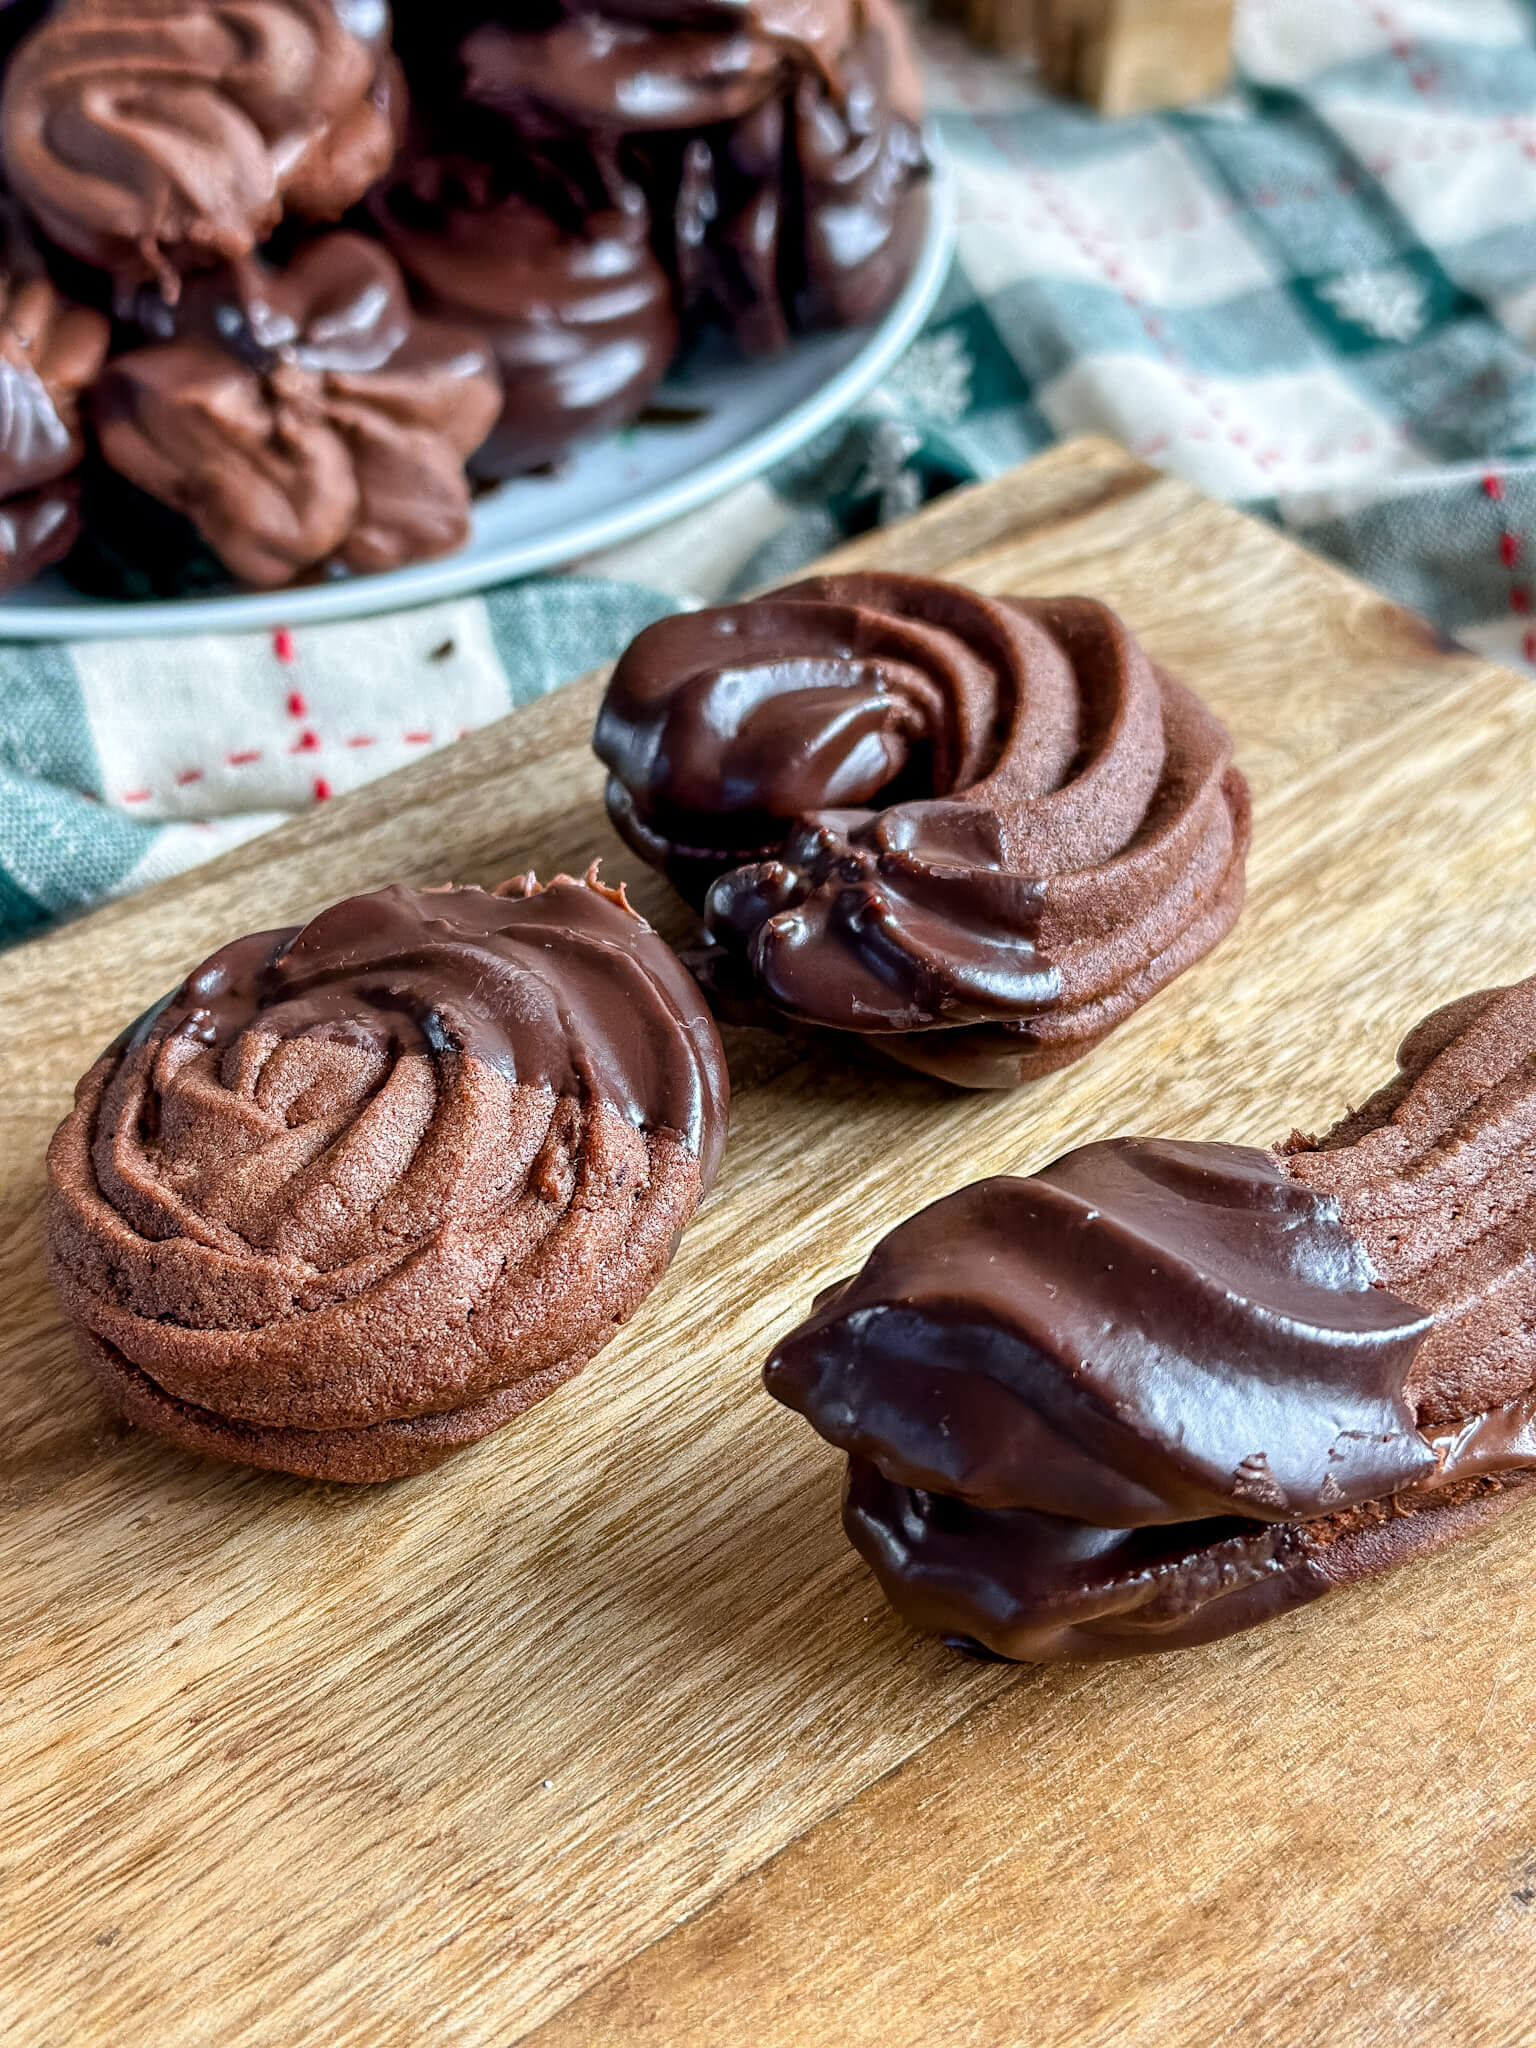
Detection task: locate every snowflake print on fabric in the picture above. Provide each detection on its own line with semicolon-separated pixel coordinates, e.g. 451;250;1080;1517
875;329;974;423
1316;267;1428;345
852;419;928;523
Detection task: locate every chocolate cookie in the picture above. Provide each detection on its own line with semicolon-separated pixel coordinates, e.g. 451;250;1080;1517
595;574;1251;1087
660;0;926;350
372;152;677;478
46;872;730;1482
764;976;1536;1659
0;195;109;586
459;0;927;355
460;0;824;140
93;232;501;586
0;0;401;293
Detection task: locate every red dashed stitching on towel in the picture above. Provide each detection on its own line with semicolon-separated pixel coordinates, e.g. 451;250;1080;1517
1484;472;1535;650
285;689;306;718
290;728;320;753
273;629;295;664
175;767;203;786
313;776;332;801
227;749;262;766
1365;2;1439;99
121;788;151;803
347;734;377;748
1018;160;1290;474
404;730;433;744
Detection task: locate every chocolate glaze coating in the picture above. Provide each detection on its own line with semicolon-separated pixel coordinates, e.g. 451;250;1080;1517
0;0;399;293
0;220;109;497
372;154;677;478
0;476;80;586
657;0;925;350
46;872;729;1482
0;194;109;586
596;574;1250;1087
462;4;801;138
768;1143;1436;1527
93;231;501;586
461;0;925;356
843;1454;1536;1662
765;978;1536;1658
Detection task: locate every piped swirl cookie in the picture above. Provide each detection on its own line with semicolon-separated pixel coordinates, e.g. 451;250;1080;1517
764;976;1536;1659
595;573;1251;1088
94;232;501;586
459;0;926;356
0;0;400;293
46;872;730;1482
371;152;677;480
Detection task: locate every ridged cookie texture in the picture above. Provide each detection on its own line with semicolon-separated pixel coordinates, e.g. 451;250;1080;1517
596;573;1250;1087
47;872;729;1482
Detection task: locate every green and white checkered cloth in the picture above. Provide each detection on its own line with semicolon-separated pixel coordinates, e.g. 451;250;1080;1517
6;0;1536;943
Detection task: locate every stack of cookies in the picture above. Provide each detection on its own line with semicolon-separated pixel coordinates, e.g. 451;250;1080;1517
0;0;928;594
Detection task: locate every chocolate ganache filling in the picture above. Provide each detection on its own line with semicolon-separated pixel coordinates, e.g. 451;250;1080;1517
46;872;729;1482
595;573;1251;1088
765;978;1536;1658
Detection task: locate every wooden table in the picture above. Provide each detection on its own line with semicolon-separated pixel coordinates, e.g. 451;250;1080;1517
2;439;1534;2046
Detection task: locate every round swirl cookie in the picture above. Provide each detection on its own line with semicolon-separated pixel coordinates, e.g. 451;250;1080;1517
46;872;729;1482
0;0;400;292
371;153;677;480
765;976;1536;1659
93;232;501;586
595;573;1251;1087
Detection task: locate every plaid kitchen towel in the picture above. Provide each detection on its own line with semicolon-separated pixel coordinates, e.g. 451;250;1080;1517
6;0;1536;943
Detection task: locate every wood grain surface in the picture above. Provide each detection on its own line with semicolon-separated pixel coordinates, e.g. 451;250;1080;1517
2;440;1534;2048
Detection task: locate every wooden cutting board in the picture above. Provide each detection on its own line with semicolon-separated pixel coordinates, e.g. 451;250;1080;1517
3;438;1535;2048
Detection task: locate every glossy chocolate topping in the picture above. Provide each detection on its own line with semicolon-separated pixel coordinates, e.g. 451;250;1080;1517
766;977;1536;1658
0;0;397;292
0;476;80;586
373;156;676;478
596;574;1250;1087
660;0;924;349
459;0;923;357
0;271;106;493
46;872;730;1481
94;232;501;585
767;1142;1436;1526
462;0;855;137
0;194;110;492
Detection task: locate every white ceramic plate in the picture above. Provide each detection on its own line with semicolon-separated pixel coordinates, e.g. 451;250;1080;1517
1;142;955;642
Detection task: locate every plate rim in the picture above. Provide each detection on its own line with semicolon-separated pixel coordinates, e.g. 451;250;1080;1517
1;139;956;643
